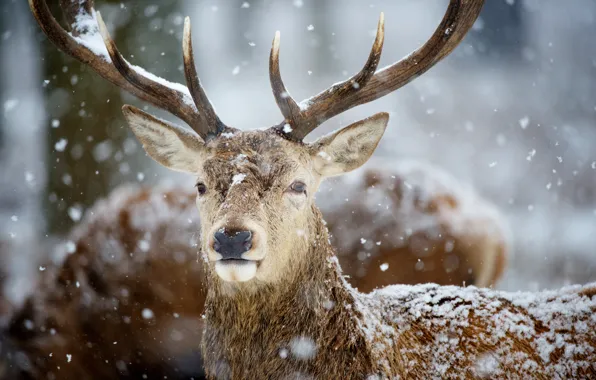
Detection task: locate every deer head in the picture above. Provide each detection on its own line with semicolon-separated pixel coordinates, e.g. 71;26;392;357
30;0;484;286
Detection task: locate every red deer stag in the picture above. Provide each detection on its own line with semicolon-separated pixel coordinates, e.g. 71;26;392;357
29;0;590;378
4;0;510;378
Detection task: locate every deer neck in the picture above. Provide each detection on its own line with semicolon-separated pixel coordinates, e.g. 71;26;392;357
202;205;375;378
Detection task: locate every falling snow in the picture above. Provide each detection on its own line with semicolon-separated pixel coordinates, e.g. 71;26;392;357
54;138;68;152
231;173;246;186
142;308;155;320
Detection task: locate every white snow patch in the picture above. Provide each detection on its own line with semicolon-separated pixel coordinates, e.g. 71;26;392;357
138;240;150;252
317;151;332;161
231;173;246;186
24;171;35;183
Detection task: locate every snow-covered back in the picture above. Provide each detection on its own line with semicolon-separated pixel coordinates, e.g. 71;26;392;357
355;281;596;377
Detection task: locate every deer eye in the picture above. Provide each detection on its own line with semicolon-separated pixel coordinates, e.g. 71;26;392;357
195;182;207;195
288;181;307;195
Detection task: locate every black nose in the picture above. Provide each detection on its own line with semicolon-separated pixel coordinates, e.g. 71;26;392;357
213;229;253;259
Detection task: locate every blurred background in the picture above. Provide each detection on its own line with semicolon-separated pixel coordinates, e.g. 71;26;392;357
1;0;595;305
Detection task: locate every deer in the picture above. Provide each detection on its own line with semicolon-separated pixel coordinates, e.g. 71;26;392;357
25;0;507;295
21;0;593;378
323;161;508;291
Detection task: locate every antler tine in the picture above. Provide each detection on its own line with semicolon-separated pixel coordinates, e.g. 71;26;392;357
281;0;484;141
96;12;214;138
29;0;218;139
182;17;226;140
269;31;303;134
284;13;385;140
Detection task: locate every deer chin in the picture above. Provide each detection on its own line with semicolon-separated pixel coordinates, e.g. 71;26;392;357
214;260;258;282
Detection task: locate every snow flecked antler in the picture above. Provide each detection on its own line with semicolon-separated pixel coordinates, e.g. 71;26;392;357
270;0;485;141
28;0;226;140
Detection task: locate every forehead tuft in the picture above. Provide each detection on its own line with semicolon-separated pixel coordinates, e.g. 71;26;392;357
207;129;285;153
201;129;307;187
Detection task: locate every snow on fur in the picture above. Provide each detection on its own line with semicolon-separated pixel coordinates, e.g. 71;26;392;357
355;282;596;377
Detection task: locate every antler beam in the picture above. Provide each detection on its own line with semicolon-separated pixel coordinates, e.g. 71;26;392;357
29;0;225;140
270;0;485;141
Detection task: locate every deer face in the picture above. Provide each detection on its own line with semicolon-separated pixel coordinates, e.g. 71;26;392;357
123;106;388;285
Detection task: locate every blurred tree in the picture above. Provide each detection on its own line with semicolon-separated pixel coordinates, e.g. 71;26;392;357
0;0;46;304
42;0;183;234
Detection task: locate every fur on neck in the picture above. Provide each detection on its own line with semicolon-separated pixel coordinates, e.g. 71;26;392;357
201;206;380;379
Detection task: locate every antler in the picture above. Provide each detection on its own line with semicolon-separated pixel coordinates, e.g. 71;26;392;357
28;0;225;140
270;0;485;141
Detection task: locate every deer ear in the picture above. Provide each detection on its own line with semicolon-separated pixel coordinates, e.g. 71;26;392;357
310;112;388;177
122;105;205;173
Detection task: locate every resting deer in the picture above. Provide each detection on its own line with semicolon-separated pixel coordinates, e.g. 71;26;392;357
325;162;508;290
25;0;596;378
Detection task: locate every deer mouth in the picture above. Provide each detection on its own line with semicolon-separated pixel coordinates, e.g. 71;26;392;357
217;257;262;265
219;258;252;262
214;259;260;282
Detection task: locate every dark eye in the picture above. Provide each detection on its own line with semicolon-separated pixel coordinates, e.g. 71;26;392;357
289;181;307;195
195;182;207;195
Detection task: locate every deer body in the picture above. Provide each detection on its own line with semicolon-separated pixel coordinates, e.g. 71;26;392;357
326;161;508;290
203;207;596;379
